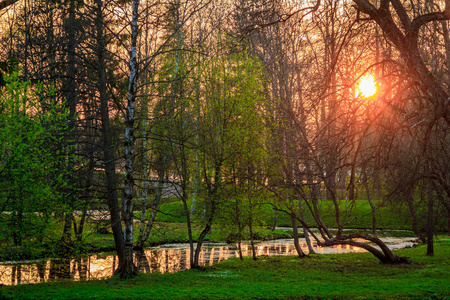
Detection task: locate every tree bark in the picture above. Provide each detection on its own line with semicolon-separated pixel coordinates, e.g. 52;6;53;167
117;0;140;278
193;223;211;268
291;215;305;258
298;197;315;254
249;211;257;261
426;186;435;256
290;196;305;257
405;190;425;243
61;0;78;251
95;0;124;273
193;162;221;268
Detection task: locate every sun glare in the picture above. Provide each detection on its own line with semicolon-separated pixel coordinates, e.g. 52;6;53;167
357;74;378;98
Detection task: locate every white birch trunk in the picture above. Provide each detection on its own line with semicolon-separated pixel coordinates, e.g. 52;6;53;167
136;5;150;249
120;0;140;277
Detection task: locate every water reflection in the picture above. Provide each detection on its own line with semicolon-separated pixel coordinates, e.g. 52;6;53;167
0;238;415;286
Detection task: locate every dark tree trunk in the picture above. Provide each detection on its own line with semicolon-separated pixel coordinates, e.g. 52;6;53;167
271;208;277;231
406;191;425;243
249;213;257;261
95;0;124;270
61;0;78;252
193;192;217;268
181;189;195;267
298;197;315;254
426;187;435;256
74;206;87;242
193;223;211;269
291;215;305;258
237;240;243;260
448;207;450;236
290;196;305;257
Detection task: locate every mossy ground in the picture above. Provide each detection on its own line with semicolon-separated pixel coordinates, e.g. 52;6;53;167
2;239;449;300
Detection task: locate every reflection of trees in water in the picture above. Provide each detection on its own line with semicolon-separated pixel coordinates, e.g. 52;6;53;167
36;260;48;283
136;250;150;273
1;242;282;286
0;243;319;285
49;258;71;280
12;265;19;285
71;257;88;281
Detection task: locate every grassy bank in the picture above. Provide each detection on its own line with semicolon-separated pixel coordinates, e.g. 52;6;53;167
0;197;434;261
2;239;449;300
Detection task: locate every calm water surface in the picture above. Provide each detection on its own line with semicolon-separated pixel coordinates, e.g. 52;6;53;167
0;237;416;286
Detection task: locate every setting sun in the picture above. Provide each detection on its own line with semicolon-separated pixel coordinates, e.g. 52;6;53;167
357;74;378;98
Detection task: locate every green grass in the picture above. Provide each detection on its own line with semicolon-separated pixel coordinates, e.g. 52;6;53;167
267;199;419;230
145;197;420;231
2;239;449;300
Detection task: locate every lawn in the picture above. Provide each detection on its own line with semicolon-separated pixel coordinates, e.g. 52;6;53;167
1;239;449;299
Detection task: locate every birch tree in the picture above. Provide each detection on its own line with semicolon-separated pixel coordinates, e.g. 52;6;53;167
119;0;140;278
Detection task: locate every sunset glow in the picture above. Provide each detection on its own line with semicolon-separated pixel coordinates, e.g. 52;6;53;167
357;74;378;98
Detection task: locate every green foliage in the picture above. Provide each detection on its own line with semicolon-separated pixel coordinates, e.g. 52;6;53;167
191;42;271;227
2;239;449;299
0;73;72;253
135;200;187;223
145;33;273;250
0;57;18;87
198;48;268;161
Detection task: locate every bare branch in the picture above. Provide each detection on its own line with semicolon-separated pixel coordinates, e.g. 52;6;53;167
390;0;411;30
352;0;377;15
410;11;450;38
353;0;406;49
240;0;321;34
0;0;18;11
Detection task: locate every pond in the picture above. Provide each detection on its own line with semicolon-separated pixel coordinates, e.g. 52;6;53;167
0;237;416;286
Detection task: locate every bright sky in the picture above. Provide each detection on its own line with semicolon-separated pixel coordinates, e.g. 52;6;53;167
357;74;377;98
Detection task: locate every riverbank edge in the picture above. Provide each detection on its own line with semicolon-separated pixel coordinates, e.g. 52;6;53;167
1;238;449;300
0;226;418;265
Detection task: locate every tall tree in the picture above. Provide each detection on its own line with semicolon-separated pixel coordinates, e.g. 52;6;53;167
92;0;126;273
119;0;140;278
